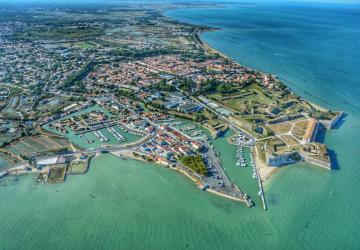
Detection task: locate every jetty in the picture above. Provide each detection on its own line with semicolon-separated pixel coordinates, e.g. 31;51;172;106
256;166;267;210
251;151;267;210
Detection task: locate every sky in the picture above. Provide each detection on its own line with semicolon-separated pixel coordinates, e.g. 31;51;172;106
0;0;359;2
0;0;359;5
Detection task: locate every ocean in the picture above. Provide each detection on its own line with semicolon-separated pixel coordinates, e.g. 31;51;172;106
1;2;360;249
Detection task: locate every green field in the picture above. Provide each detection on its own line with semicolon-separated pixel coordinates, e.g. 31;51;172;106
69;161;87;174
180;155;207;176
47;165;67;183
75;42;95;49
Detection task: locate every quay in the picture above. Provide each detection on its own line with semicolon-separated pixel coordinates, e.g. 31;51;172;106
256;166;267;210
252;150;267;210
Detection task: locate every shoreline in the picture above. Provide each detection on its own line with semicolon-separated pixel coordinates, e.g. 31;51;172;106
166;8;343;115
189;18;344;174
0;148;250;208
0;133;250;206
194;30;280;185
194;31;276;80
110;150;249;205
1;7;343;209
113;150;249;205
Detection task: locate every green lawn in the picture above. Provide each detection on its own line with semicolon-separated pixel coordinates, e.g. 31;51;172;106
69;161;87;174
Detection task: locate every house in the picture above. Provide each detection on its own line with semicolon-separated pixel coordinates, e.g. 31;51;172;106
179;146;191;155
191;141;204;151
145;126;155;133
36;157;58;169
57;156;70;164
111;104;120;110
62;103;78;112
153;137;166;145
131;120;147;129
156;157;169;166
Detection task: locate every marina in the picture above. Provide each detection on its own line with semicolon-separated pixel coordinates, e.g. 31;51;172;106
0;2;358;249
94;130;109;143
107;126;127;143
234;132;247;168
42;105;143;149
232;131;266;208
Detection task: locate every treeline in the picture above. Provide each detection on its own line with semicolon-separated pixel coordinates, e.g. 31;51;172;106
145;102;165;110
108;47;179;59
180;49;220;62
18;26;104;41
178;79;194;92
178;78;238;95
149;79;176;92
115;88;141;102
198;79;238;95
62;61;96;89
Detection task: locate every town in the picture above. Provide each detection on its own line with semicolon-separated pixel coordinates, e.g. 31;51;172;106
0;4;343;208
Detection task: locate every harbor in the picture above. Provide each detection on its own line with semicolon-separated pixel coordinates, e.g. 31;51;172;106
234;132;247;168
232;131;267;209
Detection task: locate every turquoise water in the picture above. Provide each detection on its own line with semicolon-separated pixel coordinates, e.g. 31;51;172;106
211;131;260;204
0;158;10;171
1;2;360;249
167;3;360;112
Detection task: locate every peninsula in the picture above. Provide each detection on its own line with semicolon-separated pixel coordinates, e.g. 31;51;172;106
0;3;342;208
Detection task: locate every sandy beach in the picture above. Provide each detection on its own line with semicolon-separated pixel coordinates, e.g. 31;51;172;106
253;145;278;182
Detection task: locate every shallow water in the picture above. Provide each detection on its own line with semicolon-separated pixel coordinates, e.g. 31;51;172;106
1;2;360;249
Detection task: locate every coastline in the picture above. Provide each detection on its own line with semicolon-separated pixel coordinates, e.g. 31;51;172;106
194;31;275;80
110;150;249;206
188;17;339;184
194;30;280;184
169;9;343;117
1;5;359;249
0;7;343;208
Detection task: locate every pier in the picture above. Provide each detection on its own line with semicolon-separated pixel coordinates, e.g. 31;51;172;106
231;132;255;207
251;151;267;210
74;121;118;135
256;166;267;210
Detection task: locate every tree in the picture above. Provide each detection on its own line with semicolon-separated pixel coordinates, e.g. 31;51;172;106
180;155;208;176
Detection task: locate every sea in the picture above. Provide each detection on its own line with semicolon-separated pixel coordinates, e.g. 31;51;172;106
1;2;360;249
